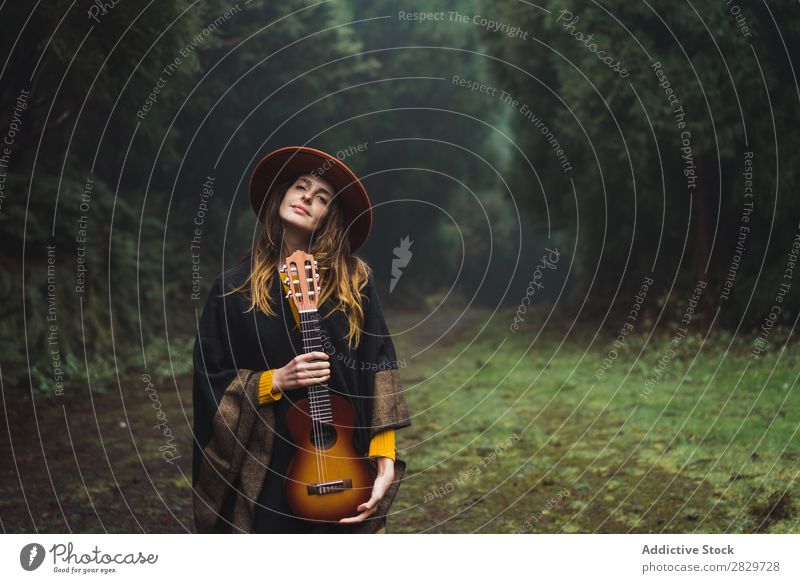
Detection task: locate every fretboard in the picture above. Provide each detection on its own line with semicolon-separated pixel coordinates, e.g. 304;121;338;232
299;309;332;423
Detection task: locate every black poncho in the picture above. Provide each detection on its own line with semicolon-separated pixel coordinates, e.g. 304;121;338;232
191;258;412;533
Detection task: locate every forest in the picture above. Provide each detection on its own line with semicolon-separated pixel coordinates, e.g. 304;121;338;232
1;0;798;534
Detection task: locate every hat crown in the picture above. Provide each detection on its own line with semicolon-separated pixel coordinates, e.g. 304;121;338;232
249;146;373;252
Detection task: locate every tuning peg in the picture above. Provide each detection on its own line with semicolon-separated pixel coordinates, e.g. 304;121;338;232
283;277;290;286
279;264;286;273
285;290;292;299
314;273;319;280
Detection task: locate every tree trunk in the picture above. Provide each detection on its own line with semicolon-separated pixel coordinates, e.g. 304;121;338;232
692;154;714;314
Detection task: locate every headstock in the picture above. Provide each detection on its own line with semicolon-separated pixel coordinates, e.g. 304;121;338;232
279;249;321;311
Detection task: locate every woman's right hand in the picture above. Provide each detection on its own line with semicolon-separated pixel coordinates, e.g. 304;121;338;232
272;351;330;393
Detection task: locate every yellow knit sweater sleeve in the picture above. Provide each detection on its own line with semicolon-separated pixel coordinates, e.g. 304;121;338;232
257;369;282;405
368;428;396;460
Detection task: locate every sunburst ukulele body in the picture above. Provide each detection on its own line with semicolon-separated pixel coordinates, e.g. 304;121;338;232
280;250;373;522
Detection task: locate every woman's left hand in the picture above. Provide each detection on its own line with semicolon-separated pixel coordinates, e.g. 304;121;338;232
339;457;395;523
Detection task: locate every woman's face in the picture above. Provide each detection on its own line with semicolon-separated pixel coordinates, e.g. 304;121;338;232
278;173;335;236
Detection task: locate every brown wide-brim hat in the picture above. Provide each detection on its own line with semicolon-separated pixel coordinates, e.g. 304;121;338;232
249;145;373;253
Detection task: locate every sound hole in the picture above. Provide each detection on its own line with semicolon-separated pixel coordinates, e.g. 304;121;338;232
310;422;337;449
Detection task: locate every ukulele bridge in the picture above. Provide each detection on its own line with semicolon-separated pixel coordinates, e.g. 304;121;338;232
307;478;353;495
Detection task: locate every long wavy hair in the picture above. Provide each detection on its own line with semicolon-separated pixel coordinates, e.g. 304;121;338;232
226;175;371;349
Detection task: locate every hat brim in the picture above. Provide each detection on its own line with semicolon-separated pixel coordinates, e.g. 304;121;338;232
249;146;372;253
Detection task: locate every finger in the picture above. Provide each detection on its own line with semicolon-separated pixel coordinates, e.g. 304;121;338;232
339;487;383;524
356;492;382;513
301;361;330;372
299;371;328;382
302;374;330;386
339;505;378;523
306;364;331;374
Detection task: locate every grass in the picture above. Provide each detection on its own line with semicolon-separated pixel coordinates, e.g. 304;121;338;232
388;305;800;533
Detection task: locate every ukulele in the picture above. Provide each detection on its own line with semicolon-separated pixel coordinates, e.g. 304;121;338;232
279;249;374;522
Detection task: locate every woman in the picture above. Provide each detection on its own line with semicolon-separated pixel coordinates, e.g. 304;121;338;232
191;146;412;534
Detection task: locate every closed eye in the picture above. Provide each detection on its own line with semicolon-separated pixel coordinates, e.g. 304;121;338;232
295;181;329;204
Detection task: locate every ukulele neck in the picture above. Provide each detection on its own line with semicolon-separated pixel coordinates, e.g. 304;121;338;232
299;308;332;423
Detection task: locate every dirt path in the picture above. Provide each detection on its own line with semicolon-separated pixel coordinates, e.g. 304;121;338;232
1;374;196;533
